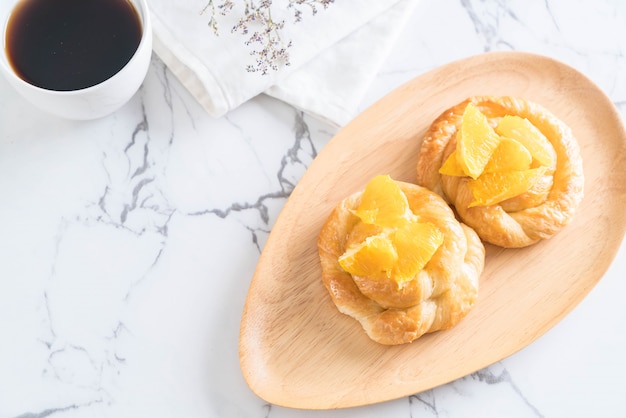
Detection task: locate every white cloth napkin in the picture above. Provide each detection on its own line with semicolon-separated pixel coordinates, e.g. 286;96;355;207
149;0;418;127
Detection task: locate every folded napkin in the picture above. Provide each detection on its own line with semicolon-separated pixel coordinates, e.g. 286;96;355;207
149;0;417;127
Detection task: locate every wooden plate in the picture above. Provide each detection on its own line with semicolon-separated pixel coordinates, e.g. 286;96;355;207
238;51;626;409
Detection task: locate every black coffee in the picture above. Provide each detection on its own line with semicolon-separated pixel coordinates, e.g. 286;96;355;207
5;0;142;91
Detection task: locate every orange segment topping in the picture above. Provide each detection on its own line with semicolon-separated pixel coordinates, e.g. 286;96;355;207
354;174;409;227
392;221;444;282
468;166;548;207
483;137;532;173
338;234;397;280
439;150;465;177
438;103;557;207
456;103;502;179
340;175;443;283
495;115;557;168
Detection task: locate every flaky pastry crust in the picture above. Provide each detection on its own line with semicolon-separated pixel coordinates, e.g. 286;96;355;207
416;96;584;248
318;181;485;345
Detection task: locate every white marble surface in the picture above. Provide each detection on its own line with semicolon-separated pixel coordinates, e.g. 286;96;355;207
1;0;625;417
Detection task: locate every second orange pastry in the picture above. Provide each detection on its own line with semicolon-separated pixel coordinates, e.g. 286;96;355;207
416;96;584;248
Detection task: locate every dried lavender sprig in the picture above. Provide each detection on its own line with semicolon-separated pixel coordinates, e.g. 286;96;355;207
233;1;290;74
201;0;235;35
202;0;335;74
288;0;335;22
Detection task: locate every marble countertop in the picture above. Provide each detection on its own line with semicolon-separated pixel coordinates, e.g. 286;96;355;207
1;0;625;417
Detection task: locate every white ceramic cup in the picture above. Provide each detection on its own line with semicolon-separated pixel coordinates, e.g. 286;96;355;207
0;0;152;120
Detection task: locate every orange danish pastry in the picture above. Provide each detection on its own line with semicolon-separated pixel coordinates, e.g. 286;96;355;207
416;96;584;248
317;175;485;345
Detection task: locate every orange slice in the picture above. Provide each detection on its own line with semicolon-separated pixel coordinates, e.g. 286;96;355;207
495;115;557;168
457;103;502;179
338;234;398;280
341;176;445;282
439;150;466;176
392;221;444;282
468;166;548;207
354;175;409;227
483;137;532;173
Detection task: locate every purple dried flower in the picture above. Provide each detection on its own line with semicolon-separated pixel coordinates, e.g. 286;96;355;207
202;0;335;74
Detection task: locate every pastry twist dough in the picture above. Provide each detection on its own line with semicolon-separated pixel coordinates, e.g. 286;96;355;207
318;181;484;345
416;96;584;248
